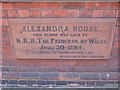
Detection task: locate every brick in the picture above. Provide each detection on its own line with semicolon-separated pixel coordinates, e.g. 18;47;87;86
38;67;46;72
87;81;96;86
59;72;80;80
9;66;19;72
7;10;18;18
87;66;106;72
20;72;39;79
19;80;28;85
19;67;28;72
37;80;46;85
67;81;76;84
96;81;107;86
9;80;18;85
56;81;67;85
14;2;32;9
55;67;67;72
92;10;104;17
46;67;55;72
30;10;41;17
68;10;79;17
110;2;118;9
62;60;78;66
27;67;38;72
32;2;62;9
77;81;86;86
1;19;8;26
53;10;68;17
18;10;29;18
79;10;92;17
2;3;13;9
2;34;10;41
80;73;100;80
2;27;10;35
1;10;7;18
63;2;85;9
76;67;87;72
66;67;76;72
2;80;10;85
28;80;36;86
2;47;13;55
104;10;116;17
10;72;20;79
85;2;111;9
42;10;53;17
40;72;59;78
6;54;16;60
2;67;9;72
40;60;62;66
46;81;55;85
107;73;118;80
2;41;11;47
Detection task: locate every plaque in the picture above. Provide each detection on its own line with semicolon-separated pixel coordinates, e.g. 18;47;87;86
9;18;117;59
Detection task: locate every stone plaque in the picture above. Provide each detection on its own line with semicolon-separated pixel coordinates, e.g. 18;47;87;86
9;18;117;59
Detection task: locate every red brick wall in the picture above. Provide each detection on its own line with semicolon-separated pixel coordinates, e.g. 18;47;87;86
1;2;119;87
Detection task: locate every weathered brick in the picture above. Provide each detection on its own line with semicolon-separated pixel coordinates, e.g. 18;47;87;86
9;80;18;85
2;27;10;35
7;10;18;17
19;67;28;72
68;10;79;17
104;10;116;17
2;80;10;85
46;81;55;85
37;80;46;85
55;67;67;72
85;2;111;9
1;10;7;18
110;2;118;9
2;66;9;72
28;80;36;86
59;72;80;80
66;67;76;72
19;80;28;85
32;2;62;9
76;67;87;72
2;41;11;47
77;81;86;86
87;66;106;72
28;67;38;72
46;66;56;72
38;67;46;72
2;3;13;9
14;2;32;9
2;19;8;26
62;60;77;66
2;47;13;55
18;10;29;18
53;10;68;17
92;10;104;17
63;2;85;9
87;81;96;86
30;10;41;17
9;66;19;72
40;72;59;78
20;72;39;79
80;73;100;80
42;10;53;17
40;60;62;66
56;81;67;85
6;54;16;60
79;10;92;17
